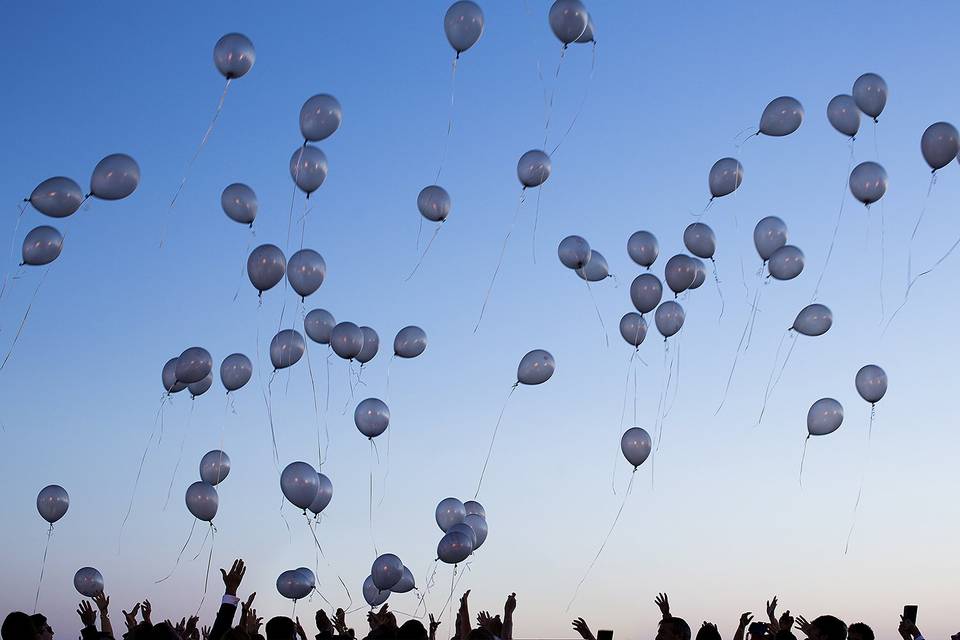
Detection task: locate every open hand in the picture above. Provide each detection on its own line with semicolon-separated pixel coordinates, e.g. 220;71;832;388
766;597;778;622
572;618;595;640
333;609;348;635
220;559;246;597
77;601;97;627
185;616;199;640
779;611;794;632
655;593;671;619
504;593;517;615
141;600;152;625
201;626;210;640
739;613;754;630
795;616;811;637
122;604;140;631
92;593;110;616
245;608;262;636
316;610;333;634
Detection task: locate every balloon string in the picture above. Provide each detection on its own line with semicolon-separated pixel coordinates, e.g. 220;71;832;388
196;525;216;616
756;330;790;427
531;184;543;264
262;370;281;471
304;344;324;468
369;439;379;557
798;435;810;488
542;46;566;149
416;216;424;255
565;469;636;612
474;189;526;333
710;258;725;322
163;400;195;510
744;271;765;351
119;394;168;552
0;266;50;371
299;197;313;251
664;336;681;418
581;276;609;347
0;201;27;303
613;350;638;494
474;384;519;498
162;78;231;248
33;524;53;613
716;285;760;415
286;144;307;253
844;407;874;555
405;222;445;281
155;518;198;583
879;197;886;321
811;140;855;302
232;227;255;302
549;41;597;157
906;173;937;288
435;56;459;183
653;341;669;453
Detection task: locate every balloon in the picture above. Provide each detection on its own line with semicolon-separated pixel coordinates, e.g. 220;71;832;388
221;183;258;225
391;567;416;594
417;185;451;222
330;321;364;360
517;150;551;188
826;94;860;138
290;145;328;196
296;567;316;589
185;481;218;522
448;523;478;549
435;497;466;532
444;1;485;54
188;373;213;398
394;325;427;358
28;177;84;218
682;223;716;260
199;450;230;486
308;473;333;515
807;398;843;436
759;96;804;137
300;94;342;142
357;326;380;364
627;230;658;268
220;353;253;392
767;245;804;281
247;244;286;293
630;273;662;314
548;0;589;45
280;462;320;510
848;161;887;205
558;235;591;270
517;349;555;385
21;225;63;266
287;249;326;299
90;154;139;200
37;485;69;524
855;364;887;404
176;347;213;385
437;530;473;564
305;309;336;344
664;254;697;295
162;358;187;393
792;304;832;337
213;33;255;79
753;216;788;261
852;73;887;121
654;301;684;338
363;575;390;607
921;122;960;171
74;568;104;597
620;427;652;468
464;500;485;518
575;15;595;43
277;569;312;601
355;398;390;439
689;258;706;290
371;553;404;591
619;312;647;347
463;513;489;548
708;157;743;198
576;250;609;281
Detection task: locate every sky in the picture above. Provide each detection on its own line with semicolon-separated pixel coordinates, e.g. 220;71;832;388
1;1;959;638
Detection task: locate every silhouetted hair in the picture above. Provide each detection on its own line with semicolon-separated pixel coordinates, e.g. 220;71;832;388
151;622;180;640
775;631;797;640
660;618;692;640
397;620;428;640
2;613;38;640
27;617;46;634
265;617;296;640
811;616;847;640
695;624;722;640
848;623;873;640
467;630;495;640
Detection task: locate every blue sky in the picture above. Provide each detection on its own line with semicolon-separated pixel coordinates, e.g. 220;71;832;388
2;1;959;638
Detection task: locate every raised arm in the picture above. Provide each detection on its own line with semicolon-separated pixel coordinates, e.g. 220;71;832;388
457;591;472;640
210;559;247;640
655;594;671;621
734;612;752;640
766;597;780;635
93;592;114;638
78;601;99;640
572;618;595;640
428;614;439;640
502;593;516;640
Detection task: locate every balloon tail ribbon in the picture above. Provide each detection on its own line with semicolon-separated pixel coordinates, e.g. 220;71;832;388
0;266;50;372
369;439;379;556
155;518;198;583
744;273;765;351
613;350;638;494
0;201;27;303
757;330;791;427
33;524;53;613
566;469;637;612
305;344;324;468
580;277;609;347
262;370;280;470
285;144;307;253
231;228;254;302
163;399;196;510
798;435;810;488
715;285;759;415
844;411;874;555
711;258;725;322
474;384;518;498
474;189;526;333
906;173;937;285
379;409;392;507
531;184;543;264
811;141;855;302
435;55;458;183
664;336;681;419
195;524;216;617
119;396;168;552
879;197;886;321
405;222;444;281
542;45;566;149
162;78;231;248
278;495;292;543
550;41;597;157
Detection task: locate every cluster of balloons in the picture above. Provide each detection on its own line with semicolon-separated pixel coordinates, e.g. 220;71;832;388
622;230;692;344
557;235;610;281
805;364;887;439
434;497;489;565
289;87;342;199
362;553;417;607
163;348;253;396
185;449;231;523
548;0;595;46
276;567;317;601
247;244;326;300
754;216;805;280
280;461;334;518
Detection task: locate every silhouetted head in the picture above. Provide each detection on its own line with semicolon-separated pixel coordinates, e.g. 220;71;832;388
28;616;51;640
467;630;496;640
695;623;722;640
657;618;692;640
775;631;797;640
151;622;180;640
2;613;38;640
265;617;296;640
397;620;427;640
808;616;847;640
847;623;873;640
748;622;770;640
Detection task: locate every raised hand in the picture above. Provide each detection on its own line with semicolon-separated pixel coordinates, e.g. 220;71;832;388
173;618;187;639
739;613;754;629
240;593;257;626
122;604;140;631
244;609;262;636
899;616;920;640
779;611;794;632
504;593;517;615
92;593;110;615
572;618;595;640
220;559;246;597
428;614;440;638
316;610;333;634
185;615;199;640
77;601;97;627
795;616;811;638
333;609;348;636
141;600;152;625
766;598;778;623
201;627;210;640
655;593;671;619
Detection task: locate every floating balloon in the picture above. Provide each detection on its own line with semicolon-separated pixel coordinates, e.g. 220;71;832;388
575;14;595;43
448;522;478;549
517;349;555;385
576;250;610;281
753;216;788;261
188;373;213;398
214;33;255;79
558;235;591;270
464;513;489;548
852;73;887;121
627;230;658;268
683;223;716;260
517;150;551;188
654;301;685;338
300;94;342;142
437;530;473;564
548;0;589;45
848;161;887;205
689;258;706;290
354;398;390;439
305;309;336;344
21;225;63;266
435;497;466;532
620;427;652;468
767;245;804;281
37;485;69;524
247;244;286;293
199;450;230;486
90;154;140;200
280;462;320;511
619;312;648;347
759;96;804;137
371;554;404;591
277;569;312;601
175;347;212;385
664;254;697;295
807;398;843;436
28;177;84;218
185;481;218;522
220;353;253;392
394;325;427;358
357;326;380;364
444;1;485;55
921;122;960;171
287;249;326;299
826;94;860;138
792;304;832;337
391;567;416;594
708;157;743;198
330;321;364;360
162;358;187;393
221;183;258;225
290;145;328;196
308;473;333;515
363;575;390;607
296;567;316;589
74;568;104;597
630;273;663;314
855;365;887;404
417;185;452;222
464;500;485;518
